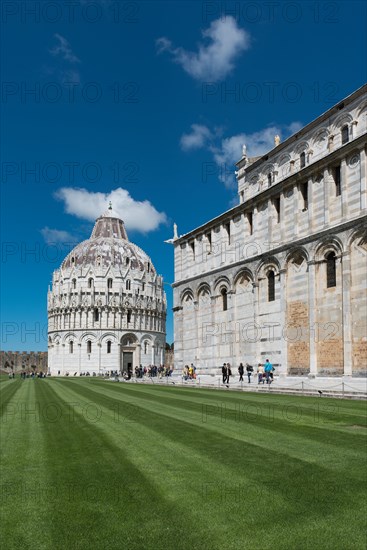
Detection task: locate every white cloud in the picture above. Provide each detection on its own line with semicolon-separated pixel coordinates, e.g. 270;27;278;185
54;187;167;233
49;34;80;63
41;227;76;245
157;17;250;82
180;121;303;187
180;124;215;151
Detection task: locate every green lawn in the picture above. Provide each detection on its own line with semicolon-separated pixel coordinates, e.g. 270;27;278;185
1;376;366;550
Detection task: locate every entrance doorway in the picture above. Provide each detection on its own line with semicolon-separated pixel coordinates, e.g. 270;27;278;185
122;352;133;374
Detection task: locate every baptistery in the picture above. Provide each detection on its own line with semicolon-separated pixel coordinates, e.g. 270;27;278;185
47;204;166;375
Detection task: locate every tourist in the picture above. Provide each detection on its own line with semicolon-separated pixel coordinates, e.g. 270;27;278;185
222;363;227;384
238;363;244;382
257;363;265;384
246;363;254;383
264;359;273;384
225;363;232;384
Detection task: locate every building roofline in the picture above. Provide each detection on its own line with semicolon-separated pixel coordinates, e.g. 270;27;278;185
236;83;367;171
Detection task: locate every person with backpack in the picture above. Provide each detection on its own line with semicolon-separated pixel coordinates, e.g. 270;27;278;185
246;363;254;383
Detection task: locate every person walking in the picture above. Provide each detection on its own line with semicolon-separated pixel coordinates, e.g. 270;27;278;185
264;359;273;384
257;363;265;384
246;363;253;383
225;363;232;385
238;363;244;382
222;363;227;384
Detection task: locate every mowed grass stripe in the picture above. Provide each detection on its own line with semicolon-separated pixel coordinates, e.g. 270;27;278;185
47;379;366;549
0;379;54;549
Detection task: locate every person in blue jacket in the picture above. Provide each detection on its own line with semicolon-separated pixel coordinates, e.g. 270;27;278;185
264;359;273;384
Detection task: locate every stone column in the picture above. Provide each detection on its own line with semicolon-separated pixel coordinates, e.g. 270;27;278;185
253;281;261;363
307;177;313;231
293;183;299;237
279;268;287;376
98;342;102;375
323;168;329;227
360;146;366;210
62;344;65;373
340;157;348;220
342;252;353;377
308;261;317;377
78;342;82;374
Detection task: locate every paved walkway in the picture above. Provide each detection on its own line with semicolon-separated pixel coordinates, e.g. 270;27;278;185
120;374;367;399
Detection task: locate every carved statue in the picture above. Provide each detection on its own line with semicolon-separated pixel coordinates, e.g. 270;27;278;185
242;144;247;157
274;135;280;147
173;223;178;240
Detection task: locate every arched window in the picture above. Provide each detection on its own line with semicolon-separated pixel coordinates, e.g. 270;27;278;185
72;278;76;289
142;282;145;291
300;152;306;168
107;341;111;354
126;257;130;265
147;262;150;273
144;341;147;354
107;278;113;289
267;271;275;302
69;341;73;354
267;173;272;186
94;308;99;322
127;310;132;323
341;125;349;144
88;278;93;288
87;341;92;354
221;288;228;311
126;280;131;290
326;252;337;288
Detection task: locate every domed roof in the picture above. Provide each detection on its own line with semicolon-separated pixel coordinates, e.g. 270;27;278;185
61;204;155;272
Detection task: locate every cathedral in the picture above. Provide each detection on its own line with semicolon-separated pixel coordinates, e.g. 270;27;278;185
173;85;367;378
47;205;166;375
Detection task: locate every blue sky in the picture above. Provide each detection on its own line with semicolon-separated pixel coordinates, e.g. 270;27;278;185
1;0;366;350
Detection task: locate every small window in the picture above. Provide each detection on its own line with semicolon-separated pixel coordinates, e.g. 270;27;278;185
224;222;230;245
127;310;132;323
268;271;275;302
247;212;253;235
88;278;93;288
333;165;341;196
107;278;113;289
300;182;308;211
147;262;150;273
326;252;336;288
221;288;228;311
107;341;111;354
341;125;349;144
274;197;281;223
69;341;73;354
190;242;195;260
87;341;92;354
300;152;306;168
206;232;212;254
72;278;76;289
268;173;272;186
126;280;131;291
126;257;130;265
144;341;147;354
71;256;75;264
142;283;145;291
94;308;99;322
